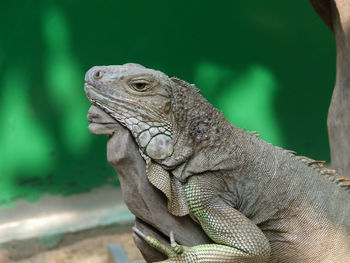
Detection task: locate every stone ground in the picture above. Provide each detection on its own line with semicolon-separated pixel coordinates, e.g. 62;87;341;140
0;227;143;263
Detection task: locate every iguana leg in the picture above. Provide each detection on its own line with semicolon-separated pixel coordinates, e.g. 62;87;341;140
179;175;271;262
133;174;271;262
133;227;265;263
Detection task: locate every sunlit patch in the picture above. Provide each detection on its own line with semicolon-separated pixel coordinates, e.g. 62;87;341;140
43;6;91;155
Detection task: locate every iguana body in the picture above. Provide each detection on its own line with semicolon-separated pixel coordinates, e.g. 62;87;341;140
85;63;350;262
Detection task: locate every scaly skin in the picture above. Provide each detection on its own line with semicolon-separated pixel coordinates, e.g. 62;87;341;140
85;63;350;262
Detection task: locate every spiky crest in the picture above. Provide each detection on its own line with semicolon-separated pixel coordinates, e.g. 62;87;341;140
170;77;202;94
294;154;350;192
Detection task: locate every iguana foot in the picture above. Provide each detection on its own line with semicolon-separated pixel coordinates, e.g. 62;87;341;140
133;227;198;262
133;227;267;263
133;227;182;258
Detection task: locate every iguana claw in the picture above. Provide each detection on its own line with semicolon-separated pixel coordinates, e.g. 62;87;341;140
170;231;184;254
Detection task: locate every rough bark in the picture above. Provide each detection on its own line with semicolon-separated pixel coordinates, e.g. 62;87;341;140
105;121;210;262
310;0;350;177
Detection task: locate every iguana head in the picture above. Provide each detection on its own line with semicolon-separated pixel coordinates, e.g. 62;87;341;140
85;63;227;170
85;63;174;161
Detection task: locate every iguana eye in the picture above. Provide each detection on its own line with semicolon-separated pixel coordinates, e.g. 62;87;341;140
131;81;149;91
93;70;103;80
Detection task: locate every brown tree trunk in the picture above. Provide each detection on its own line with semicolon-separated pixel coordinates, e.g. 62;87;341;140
310;0;350;177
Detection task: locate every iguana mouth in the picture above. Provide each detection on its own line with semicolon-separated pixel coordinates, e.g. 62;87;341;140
85;83;120;135
85;83;110;111
85;82;156;124
85;82;129;125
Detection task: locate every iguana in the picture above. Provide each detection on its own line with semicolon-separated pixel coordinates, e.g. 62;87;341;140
85;63;350;262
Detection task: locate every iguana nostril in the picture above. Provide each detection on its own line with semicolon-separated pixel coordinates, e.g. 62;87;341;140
93;70;103;80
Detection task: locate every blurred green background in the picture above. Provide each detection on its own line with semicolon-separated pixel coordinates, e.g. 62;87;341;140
0;1;334;208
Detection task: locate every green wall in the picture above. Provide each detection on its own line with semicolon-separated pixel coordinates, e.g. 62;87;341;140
0;1;335;207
